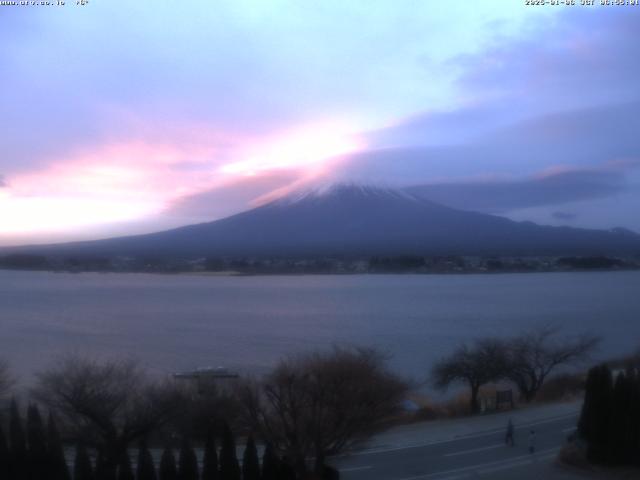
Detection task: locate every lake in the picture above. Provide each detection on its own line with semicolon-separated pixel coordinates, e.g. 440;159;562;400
1;270;639;390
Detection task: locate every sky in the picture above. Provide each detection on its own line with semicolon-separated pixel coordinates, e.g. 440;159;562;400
1;0;639;245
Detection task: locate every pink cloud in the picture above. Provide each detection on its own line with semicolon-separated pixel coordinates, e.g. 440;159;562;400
0;117;368;240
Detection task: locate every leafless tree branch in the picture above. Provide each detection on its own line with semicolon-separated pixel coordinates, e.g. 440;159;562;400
239;346;408;477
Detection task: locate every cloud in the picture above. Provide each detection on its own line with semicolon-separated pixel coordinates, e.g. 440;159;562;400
347;7;640;184
166;171;299;222
0;175;5;188
405;163;637;213
3;2;640;241
453;7;640;111
334;99;640;187
0;1;552;177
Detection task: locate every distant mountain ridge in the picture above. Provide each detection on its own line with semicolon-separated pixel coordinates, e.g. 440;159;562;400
3;183;640;258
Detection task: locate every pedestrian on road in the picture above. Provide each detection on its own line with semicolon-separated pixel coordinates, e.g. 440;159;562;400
528;429;536;454
505;419;515;446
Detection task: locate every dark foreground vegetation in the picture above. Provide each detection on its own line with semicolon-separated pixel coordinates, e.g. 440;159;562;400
0;348;407;480
575;360;640;468
0;327;606;479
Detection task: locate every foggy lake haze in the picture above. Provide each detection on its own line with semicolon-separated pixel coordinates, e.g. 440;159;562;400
2;269;639;388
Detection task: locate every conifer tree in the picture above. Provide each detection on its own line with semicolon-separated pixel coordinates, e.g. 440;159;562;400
593;365;613;464
47;412;71;480
116;452;135;480
10;399;28;480
27;404;48;480
619;368;640;464
260;444;279;480
137;439;158;480
579;364;640;467
178;437;199;480
242;435;260;480
219;423;240;480
95;449;116;480
607;372;628;464
577;366;596;440
0;424;10;480
322;464;340;480
74;444;95;480
629;368;640;466
201;429;219;480
579;364;613;464
279;459;296;480
159;447;178;480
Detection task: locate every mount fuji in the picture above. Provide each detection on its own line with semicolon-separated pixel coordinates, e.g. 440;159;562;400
4;184;640;258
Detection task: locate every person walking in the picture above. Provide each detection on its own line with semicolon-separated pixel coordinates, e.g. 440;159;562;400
528;429;536;454
505;419;515;446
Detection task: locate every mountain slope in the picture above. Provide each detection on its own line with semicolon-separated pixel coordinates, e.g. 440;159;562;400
5;184;640;258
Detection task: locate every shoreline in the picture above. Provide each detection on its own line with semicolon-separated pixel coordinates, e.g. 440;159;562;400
1;266;638;277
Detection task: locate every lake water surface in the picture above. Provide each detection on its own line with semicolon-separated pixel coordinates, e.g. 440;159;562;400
1;270;639;388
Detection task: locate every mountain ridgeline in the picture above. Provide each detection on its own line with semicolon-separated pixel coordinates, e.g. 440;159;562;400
3;184;640;259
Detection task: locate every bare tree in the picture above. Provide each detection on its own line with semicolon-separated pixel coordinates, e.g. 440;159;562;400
166;380;241;442
32;355;183;478
432;338;509;414
239;346;408;477
506;326;599;402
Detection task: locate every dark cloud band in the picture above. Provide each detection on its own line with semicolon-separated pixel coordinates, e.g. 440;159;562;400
404;165;635;213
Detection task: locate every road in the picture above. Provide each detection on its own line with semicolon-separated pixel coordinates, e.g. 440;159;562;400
334;411;582;480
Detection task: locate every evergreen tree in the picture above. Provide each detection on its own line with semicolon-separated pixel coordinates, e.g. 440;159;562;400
137;439;158;480
322;465;340;480
95;449;116;480
27;404;48;480
178;437;199;480
242;435;260;480
607;372;628;464
577;366;596;440
117;452;135;480
622;367;640;465
47;412;71;480
604;367;640;466
9;399;28;480
278;458;296;480
579;365;613;464
219;423;240;480
74;444;95;480
593;365;613;465
159;447;178;480
0;424;10;480
260;444;280;480
579;364;640;467
201;430;219;480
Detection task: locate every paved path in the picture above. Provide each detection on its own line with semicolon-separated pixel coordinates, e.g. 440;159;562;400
334;402;588;480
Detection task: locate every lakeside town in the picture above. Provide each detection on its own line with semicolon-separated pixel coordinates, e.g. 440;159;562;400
0;253;638;275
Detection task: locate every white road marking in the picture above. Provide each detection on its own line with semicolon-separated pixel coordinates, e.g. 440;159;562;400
394;446;561;480
477;450;559;475
340;466;372;472
343;412;578;457
562;427;577;433
477;459;532;474
443;443;503;457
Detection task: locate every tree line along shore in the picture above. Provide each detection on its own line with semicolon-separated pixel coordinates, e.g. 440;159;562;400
0;253;638;275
